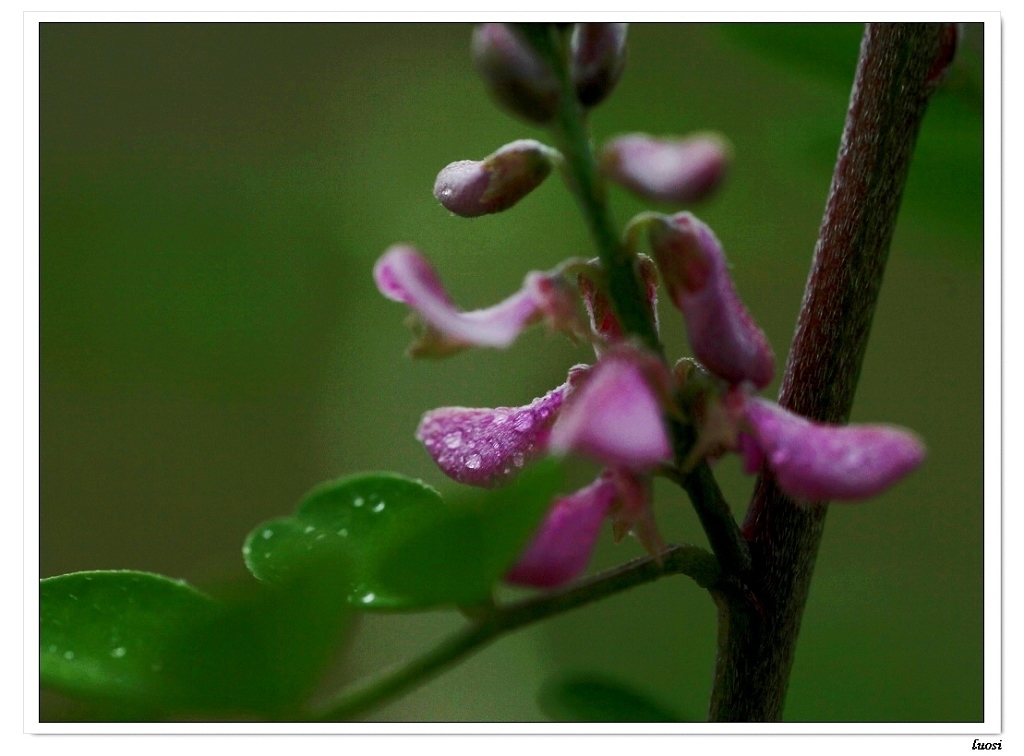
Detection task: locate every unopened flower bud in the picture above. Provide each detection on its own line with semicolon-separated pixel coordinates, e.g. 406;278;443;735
649;212;774;389
600;133;731;205
433;139;556;217
471;23;560;124
571;23;628;107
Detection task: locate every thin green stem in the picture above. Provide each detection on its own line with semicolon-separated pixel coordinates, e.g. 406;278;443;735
533;26;751;579
311;544;719;721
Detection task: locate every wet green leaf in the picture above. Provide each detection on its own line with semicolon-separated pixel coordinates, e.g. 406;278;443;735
39;571;217;707
243;473;446;610
373;459;566;608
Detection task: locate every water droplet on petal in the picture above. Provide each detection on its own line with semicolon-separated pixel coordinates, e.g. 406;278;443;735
492;412;508;425
513;452;525;468
466;454;482;469
514;413;534;432
444;431;463;449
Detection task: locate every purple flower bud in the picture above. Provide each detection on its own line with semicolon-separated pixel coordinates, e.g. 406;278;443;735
506;474;618;587
742;397;926;503
373;245;578;358
600;133;731;205
549;353;672;470
571;23;628;107
434;139;556;218
416;366;590;488
471;23;560;124
648;213;774;389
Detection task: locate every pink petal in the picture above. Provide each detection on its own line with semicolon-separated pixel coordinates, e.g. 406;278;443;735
416;366;590;488
373;245;574;357
649;213;775;389
549;354;672;470
506;474;618;587
600;133;731;205
433;139;555;218
743;398;926;502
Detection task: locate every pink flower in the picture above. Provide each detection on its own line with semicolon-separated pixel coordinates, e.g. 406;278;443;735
373;245;578;358
739;398;925;503
434;139;558;218
600;133;731;205
648;212;774;390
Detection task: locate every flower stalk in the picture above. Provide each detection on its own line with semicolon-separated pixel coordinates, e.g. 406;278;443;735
708;23;953;722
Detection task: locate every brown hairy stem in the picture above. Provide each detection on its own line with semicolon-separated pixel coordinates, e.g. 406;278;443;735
707;23;953;722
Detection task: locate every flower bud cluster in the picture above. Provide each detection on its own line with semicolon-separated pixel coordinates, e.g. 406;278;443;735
373;24;926;590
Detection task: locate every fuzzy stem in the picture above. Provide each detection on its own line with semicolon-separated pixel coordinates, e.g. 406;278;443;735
707;23;951;722
313;543;720;721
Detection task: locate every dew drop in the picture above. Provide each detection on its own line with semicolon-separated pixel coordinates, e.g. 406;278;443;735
361;592;376;604
47;645;56;654
338;528;348;537
372;502;385;513
242;545;251;556
513;413;534;432
110;647;126;659
353;496;364;508
316;533;326;541
513;452;525;468
304;525;315;534
443;431;463;449
492;412;508;426
466;454;482;469
63;651;75;661
262;529;273;540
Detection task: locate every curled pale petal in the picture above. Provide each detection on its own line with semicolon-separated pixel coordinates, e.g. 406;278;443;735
374;245;575;357
742;397;926;502
416;366;589;487
600;133;731;205
578;255;659;347
649;213;775;389
549;354;672;470
571;23;628;107
506;474;618;587
471;23;560;124
433;139;556;218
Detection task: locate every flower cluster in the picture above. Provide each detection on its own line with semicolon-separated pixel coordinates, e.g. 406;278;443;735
374;24;925;589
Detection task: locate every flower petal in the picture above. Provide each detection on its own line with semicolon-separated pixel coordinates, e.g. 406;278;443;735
649;213;775;389
600;133;731;205
743;398;926;502
549;353;672;470
506;474;618;587
607;468;664;558
374;245;575;357
433;139;556;218
416;366;590;488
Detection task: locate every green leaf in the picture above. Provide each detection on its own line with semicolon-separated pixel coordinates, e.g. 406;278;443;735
41;566;352;717
161;558;352;716
39;571;218;707
538;672;687;722
243;473;446;610
373;459;566;608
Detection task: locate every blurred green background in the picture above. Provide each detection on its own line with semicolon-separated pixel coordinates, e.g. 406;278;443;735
40;22;984;722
